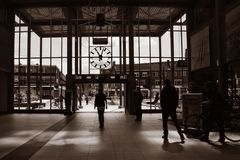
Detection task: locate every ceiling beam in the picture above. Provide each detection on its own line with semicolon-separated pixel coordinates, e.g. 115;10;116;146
13;0;189;8
29;19;184;26
41;32;164;37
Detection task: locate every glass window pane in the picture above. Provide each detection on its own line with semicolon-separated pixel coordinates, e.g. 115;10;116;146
174;32;182;57
42;58;50;66
134;37;139;57
42;38;50;57
15;15;20;24
31;32;40;58
174;26;181;31
126;37;129;57
63;38;67;57
72;37;75;58
81;37;89;57
182;32;187;58
31;58;40;66
112;37;119;57
20;32;28;58
14;33;19;58
20;59;27;65
134;58;140;65
62;58;67;75
140;58;150;65
151;37;159;57
81;58;89;74
52;58;62;74
140;37;149;57
52;38;62;57
112;57;120;66
72;58;75;74
161;31;171;57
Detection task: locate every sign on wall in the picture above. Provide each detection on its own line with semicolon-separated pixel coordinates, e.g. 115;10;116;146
226;4;240;62
182;93;202;125
190;26;210;71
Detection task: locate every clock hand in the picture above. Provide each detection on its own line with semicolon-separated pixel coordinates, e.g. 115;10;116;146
94;48;101;56
99;49;104;61
99;55;103;61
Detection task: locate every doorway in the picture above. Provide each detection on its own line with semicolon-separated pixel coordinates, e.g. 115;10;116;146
75;83;126;113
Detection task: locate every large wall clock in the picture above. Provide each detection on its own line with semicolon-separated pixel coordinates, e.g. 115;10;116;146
90;46;111;69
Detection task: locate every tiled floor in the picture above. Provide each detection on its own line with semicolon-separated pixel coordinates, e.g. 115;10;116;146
0;113;240;160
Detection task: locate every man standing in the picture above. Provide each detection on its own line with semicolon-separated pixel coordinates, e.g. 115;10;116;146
94;87;107;128
160;79;185;143
200;81;225;143
135;87;143;121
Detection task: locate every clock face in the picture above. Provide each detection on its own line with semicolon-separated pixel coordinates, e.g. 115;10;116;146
90;46;111;69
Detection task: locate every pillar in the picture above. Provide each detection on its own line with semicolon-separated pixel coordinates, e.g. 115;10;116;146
65;6;73;115
127;7;136;114
215;0;228;98
186;7;193;83
159;36;162;91
170;17;175;84
27;22;31;110
73;24;79;112
39;37;43;105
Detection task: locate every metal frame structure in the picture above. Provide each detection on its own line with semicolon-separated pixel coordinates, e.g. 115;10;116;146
12;0;189;114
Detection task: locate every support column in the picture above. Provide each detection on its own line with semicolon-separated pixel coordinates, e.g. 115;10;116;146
9;7;15;112
127;7;136;114
119;36;123;108
129;12;134;76
67;8;73;76
186;7;193;83
79;35;82;108
27;23;31;110
215;0;228;97
39;37;43;105
170;17;175;84
65;6;73;115
72;25;79;112
119;36;122;74
75;25;79;75
123;25;127;74
159;36;162;92
122;8;127;112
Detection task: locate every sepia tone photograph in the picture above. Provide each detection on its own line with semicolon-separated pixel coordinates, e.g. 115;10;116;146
0;0;240;160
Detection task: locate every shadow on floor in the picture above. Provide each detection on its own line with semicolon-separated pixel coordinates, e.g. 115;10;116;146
209;141;240;155
162;139;184;153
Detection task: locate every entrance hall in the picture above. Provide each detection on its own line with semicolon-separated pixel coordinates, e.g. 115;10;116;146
1;0;240;159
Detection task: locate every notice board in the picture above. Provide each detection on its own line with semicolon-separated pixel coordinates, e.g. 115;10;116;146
182;93;202;123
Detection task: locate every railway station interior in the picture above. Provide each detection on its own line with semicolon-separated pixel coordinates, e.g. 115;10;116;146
0;0;240;159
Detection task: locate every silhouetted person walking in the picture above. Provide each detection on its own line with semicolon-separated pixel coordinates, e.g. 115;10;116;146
161;79;185;143
200;81;225;143
94;88;107;128
85;96;89;105
134;87;143;121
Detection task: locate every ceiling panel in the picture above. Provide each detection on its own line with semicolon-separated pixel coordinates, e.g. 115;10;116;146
15;2;186;37
23;7;65;20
